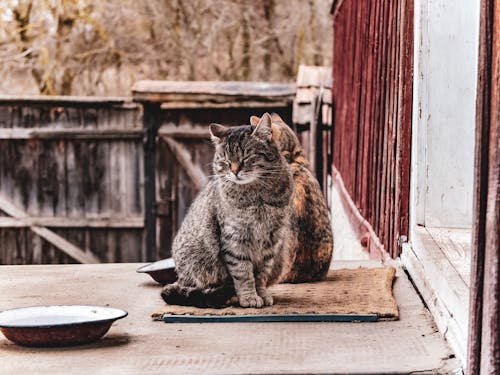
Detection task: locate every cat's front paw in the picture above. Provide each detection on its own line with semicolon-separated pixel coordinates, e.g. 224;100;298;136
239;293;264;308
257;289;274;306
161;283;178;304
261;294;273;306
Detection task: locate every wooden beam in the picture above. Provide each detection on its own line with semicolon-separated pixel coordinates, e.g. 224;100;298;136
160;136;208;192
309;91;320;175
0;95;136;108
160;100;291;109
158;126;210;139
296;66;332;88
0;194;100;264
467;0;499;373
143;103;160;262
0;128;143;140
0;216;144;228
132;81;296;104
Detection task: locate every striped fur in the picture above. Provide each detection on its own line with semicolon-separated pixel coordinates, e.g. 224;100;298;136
250;113;334;283
162;114;295;308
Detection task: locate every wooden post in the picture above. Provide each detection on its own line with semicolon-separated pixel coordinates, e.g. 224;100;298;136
467;0;499;373
143;103;160;262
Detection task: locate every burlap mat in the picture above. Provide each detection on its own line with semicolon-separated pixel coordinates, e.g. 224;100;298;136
152;266;398;321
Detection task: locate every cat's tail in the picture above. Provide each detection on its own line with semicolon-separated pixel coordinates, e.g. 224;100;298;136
161;282;235;308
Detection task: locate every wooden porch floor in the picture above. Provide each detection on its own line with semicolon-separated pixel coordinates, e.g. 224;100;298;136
0;261;460;374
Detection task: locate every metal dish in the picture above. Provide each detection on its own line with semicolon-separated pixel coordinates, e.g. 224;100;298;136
0;305;128;347
136;258;177;285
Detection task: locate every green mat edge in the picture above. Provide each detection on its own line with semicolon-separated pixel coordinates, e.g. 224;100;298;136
160;313;379;323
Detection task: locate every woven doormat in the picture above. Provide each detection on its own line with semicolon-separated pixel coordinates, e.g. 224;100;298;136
152;266;398;323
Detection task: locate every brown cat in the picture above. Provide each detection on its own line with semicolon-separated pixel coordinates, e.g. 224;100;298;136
250;113;334;283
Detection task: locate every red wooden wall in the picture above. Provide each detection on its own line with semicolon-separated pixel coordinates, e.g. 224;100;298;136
467;0;499;372
331;0;414;258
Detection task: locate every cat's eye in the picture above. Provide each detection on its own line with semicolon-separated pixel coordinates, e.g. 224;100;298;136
242;155;254;164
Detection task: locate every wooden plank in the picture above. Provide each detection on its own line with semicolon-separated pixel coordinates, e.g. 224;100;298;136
158;126;210;139
295;88;316;104
292;101;313;125
0;216;144;228
322;88;332;105
426;227;472;285
0;262;460;374
401;243;469;362
353;1;369;211
0;193;100;264
160;100;291;109
402;227;470;361
161;136;207;192
394;0;413;256
468;0;499;372
156;138;176;260
308;92;319;175
0;95;135;107
296;65;332;88
359;0;377;225
132;81;296;104
143;103;160;262
0;128;143;140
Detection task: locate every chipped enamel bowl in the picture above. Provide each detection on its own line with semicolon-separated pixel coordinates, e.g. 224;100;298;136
0;305;127;347
136;258;177;285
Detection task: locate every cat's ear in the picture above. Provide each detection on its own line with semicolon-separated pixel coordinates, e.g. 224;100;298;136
251;113;273;140
249;115;260;126
209;123;229;143
270;113;285;124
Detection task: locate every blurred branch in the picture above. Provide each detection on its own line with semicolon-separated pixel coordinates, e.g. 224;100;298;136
0;0;332;95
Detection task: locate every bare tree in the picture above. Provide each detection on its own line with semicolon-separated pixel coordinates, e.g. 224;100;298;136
0;0;332;96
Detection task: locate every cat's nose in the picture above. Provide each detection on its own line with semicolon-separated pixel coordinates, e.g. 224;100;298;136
230;162;241;175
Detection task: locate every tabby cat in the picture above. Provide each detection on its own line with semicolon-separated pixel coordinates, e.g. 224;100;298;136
250;113;333;283
161;114;296;308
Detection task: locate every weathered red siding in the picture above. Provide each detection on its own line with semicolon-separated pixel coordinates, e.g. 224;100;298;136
467;0;499;372
331;0;413;258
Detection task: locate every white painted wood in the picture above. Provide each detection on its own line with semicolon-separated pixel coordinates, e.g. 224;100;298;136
411;0;429;228
401;228;470;364
408;1;479;364
426;227;472;286
411;0;479;228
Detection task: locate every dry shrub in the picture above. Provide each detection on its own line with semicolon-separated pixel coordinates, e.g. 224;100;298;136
0;0;332;96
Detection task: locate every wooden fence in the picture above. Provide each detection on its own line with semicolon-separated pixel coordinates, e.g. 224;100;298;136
0;82;301;264
132;81;296;261
0;80;335;264
0;97;145;264
331;0;414;258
